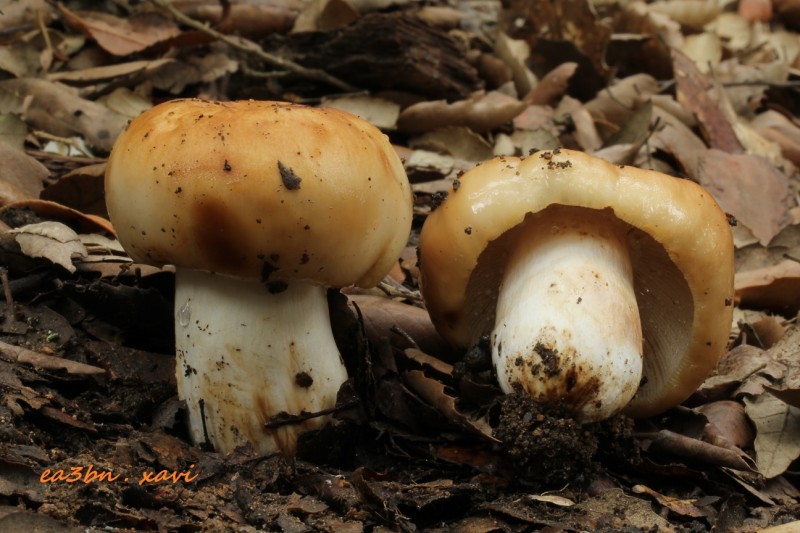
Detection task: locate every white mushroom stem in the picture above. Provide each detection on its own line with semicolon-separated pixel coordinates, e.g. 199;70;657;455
491;212;643;421
174;269;348;455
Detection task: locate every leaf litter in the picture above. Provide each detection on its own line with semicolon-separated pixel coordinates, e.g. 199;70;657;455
0;0;799;530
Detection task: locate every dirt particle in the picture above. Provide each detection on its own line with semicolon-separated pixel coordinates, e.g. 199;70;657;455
223;160;232;171
295;372;314;388
278;161;302;190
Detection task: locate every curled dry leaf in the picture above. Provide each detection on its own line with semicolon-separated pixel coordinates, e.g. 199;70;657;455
40;163;108;219
0;199;115;236
58;5;182;56
172;0;302;36
397;91;525;134
735;259;800;315
631;484;711;519
523;62;578;106
9;221;88;273
697;400;756;450
403;369;496;440
751;110;800;165
644;429;757;472
648;0;721;29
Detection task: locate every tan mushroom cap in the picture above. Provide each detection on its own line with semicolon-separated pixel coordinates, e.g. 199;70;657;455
419;149;734;418
105;99;412;288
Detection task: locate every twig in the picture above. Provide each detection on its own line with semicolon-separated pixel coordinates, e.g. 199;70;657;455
149;0;357;92
0;267;14;318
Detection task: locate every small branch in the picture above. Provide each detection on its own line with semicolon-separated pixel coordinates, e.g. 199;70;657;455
149;0;357;92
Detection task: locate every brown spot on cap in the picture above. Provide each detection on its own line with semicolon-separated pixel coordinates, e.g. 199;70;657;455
278;161;302;190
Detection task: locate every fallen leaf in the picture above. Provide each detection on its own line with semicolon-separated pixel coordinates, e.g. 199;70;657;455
672;48;744;153
292;0;358;32
397;91;525;134
59;5;182;56
744;392;800;478
736;259;800;315
410;127;494;162
0;78;129;152
322;94;400;130
631;484;710;519
0;140;48;206
695;149;791;245
9;221;88;273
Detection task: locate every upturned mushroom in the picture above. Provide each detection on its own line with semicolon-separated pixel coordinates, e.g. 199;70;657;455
105;99;413;455
418;149;733;421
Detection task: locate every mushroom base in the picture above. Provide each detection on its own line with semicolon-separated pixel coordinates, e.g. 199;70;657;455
492;211;643;421
174;270;348;455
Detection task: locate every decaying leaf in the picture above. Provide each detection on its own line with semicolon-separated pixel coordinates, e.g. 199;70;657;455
0;140;49;206
9;221;88;272
397;91;525;133
736;259;800;315
58;5;182;56
631;484;712;519
696;149;791;246
744;392;800;478
322;94;400;130
0;78;129;152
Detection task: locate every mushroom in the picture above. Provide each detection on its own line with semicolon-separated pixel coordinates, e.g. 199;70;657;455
104;99;413;455
418;149;733;421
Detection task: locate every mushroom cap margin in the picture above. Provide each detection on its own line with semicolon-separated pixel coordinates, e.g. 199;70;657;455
418;149;734;418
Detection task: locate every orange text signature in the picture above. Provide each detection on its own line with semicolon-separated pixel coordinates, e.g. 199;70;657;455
40;464;198;485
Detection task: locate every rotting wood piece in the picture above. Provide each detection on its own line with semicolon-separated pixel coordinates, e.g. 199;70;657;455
264;12;482;101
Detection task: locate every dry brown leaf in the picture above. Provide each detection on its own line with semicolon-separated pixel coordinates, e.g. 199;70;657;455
649;0;721;29
752;110;800;165
47;58;175;86
697;400;755;449
322;94;400;130
410;127;494;162
494;31;536;98
736;259;800;315
523;62;578;106
397;91;525;134
0;140;48;206
172;0;301;36
347;294;452;357
644;429;757;471
292;0;358;32
0;78;129;152
744;392;800;478
631;484;711;519
696;149;791;246
672;48;744;153
584;73;660;130
9;221;88;273
403;369;496;439
0;0;52;30
40;163;108;218
58;5;182;56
